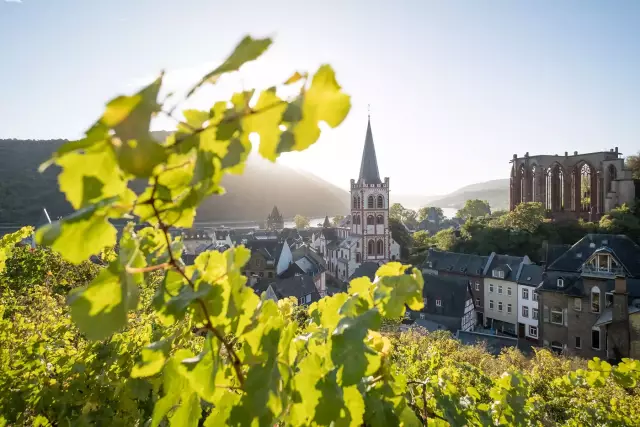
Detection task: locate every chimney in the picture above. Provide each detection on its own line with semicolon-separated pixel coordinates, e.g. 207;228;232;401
615;147;619;154
564;151;568;157
615;275;627;294
574;151;578;156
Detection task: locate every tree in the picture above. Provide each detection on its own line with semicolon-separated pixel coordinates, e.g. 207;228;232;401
497;202;546;232
626;151;640;179
293;214;310;229
417;206;444;224
432;228;458;251
456;199;491;220
389;217;411;260
412;230;431;248
599;204;640;241
390;203;418;228
331;215;345;226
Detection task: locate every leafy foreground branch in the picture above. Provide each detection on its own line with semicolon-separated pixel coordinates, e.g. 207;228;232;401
1;35;639;426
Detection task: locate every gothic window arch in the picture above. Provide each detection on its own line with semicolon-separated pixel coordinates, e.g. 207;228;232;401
377;195;384;208
352;196;358;209
607;164;617;192
376;214;384;225
367;240;374;255
367;195;374;209
376;239;384;255
591;286;601;313
367;215;374;225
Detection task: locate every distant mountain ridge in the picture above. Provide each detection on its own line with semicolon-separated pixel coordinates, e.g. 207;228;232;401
0;137;350;225
394;179;509;212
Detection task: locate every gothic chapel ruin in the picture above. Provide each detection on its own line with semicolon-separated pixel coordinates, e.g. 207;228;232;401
509;148;638;221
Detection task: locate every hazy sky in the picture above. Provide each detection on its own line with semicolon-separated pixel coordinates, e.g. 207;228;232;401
1;0;639;196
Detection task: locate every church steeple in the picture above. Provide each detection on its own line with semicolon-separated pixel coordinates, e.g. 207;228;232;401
358;117;382;185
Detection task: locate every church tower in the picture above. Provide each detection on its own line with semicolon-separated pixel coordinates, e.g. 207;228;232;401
350;117;390;263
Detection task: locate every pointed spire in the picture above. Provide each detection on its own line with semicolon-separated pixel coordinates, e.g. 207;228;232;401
270;205;281;219
323;215;331;228
358;117;382;185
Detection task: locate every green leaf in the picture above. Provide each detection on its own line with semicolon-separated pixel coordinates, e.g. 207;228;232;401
110;75;163;143
373;267;424;318
291;64;351;152
115;137;168;178
187;35;272;97
131;339;171;378
284;71;305;85
177;334;227;401
68;261;138;340
244;89;286;161
36;199;119;264
56;141;127;210
152;349;200;427
102;95;143;127
203;392;241;426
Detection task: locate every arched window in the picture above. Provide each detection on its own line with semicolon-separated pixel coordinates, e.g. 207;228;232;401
591;286;600;313
376;239;384;255
352;196;358;208
376;215;384;225
356;215;361;225
607;164;617;192
367;215;374;225
367;195;374;209
377;195;384;208
367;240;374;255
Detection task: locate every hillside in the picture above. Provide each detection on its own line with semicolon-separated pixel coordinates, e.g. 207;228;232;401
428;179;509;211
0;138;349;225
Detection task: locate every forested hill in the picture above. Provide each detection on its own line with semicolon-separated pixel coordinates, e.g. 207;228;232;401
0;138;350;225
428;179;509;211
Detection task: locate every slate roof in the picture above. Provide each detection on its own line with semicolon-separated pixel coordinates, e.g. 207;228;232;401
349;262;381;281
357;118;382;185
517;264;544;287
540;242;572;267
547;234;640;277
245;240;283;262
423;249;489;276
421;274;471;318
537;273;640;298
483;254;528;281
595;306;640;327
253;275;320;301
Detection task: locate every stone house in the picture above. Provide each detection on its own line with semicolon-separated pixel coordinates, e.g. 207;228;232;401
537;234;640;360
243;239;293;280
422;249;489;325
407;274;476;333
483;254;531;336
253;275;321;306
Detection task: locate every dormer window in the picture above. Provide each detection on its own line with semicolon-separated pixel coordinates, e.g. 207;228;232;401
436;299;442;307
492;269;505;279
557;278;564;288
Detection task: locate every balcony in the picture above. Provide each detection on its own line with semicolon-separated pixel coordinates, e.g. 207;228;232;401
581;265;624;278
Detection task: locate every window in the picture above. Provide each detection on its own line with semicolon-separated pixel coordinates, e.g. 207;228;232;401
532;308;539;320
489;300;494;310
498;285;503;294
367;215;375;225
498;302;503;312
355;253;361;263
489;284;494;293
259;272;264;277
376;215;384;225
423;297;428;305
507;303;512;314
367;240;374;256
377;195;384;209
436;299;442;307
605;293;613;308
507;287;512;296
522;306;529;317
529;326;538;338
575;336;582;349
367;195;374;209
492;269;505;279
475;297;480;307
573;298;582;311
475;282;480;291
551;308;563;325
592;327;601;350
533;292;539;302
306;294;312;303
376;239;384;255
267;272;273;278
419;313;425;320
591;286;601;313
353;196;358;208
557;278;564;288
522;288;529;300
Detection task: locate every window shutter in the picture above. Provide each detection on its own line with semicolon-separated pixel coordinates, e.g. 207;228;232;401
563;308;568;327
543;305;549;323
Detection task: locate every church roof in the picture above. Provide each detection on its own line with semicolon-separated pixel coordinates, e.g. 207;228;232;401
269;205;282;219
358;118;382;185
323;216;331;228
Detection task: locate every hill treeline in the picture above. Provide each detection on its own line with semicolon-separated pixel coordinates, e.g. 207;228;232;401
0;138;349;225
